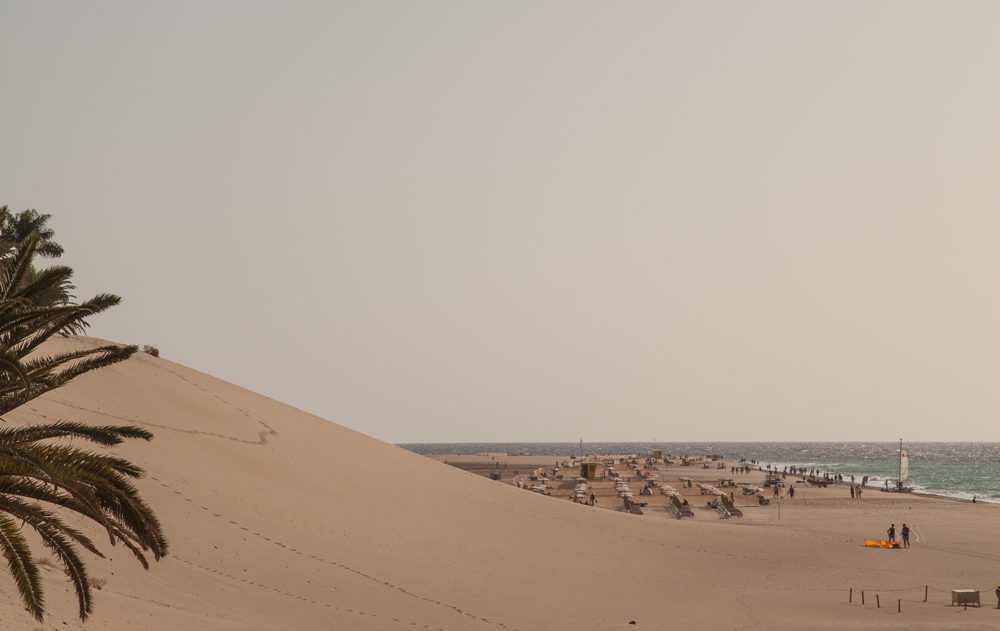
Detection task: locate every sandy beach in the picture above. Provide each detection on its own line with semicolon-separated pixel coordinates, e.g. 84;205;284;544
1;336;997;630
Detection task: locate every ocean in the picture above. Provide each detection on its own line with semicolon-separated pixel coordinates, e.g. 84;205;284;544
398;442;1000;504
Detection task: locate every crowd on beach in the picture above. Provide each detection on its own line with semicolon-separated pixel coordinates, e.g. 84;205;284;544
743;461;920;501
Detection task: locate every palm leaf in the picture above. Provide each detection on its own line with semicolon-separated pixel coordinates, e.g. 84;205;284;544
0;513;44;620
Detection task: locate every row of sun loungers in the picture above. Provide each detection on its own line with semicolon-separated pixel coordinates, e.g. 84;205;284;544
570;477;591;501
527;468;749;520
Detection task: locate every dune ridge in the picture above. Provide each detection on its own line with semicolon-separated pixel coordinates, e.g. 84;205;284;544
0;336;997;630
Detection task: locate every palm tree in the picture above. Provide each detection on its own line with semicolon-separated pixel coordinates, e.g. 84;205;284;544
0;207;65;258
0;206;87;332
0;232;167;621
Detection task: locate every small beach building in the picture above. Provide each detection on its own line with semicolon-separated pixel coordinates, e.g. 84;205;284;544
652;449;663;460
580;461;603;481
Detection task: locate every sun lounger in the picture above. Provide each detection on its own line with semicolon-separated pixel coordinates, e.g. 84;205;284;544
719;495;743;518
619;498;644;515
670;495;695;518
708;499;730;518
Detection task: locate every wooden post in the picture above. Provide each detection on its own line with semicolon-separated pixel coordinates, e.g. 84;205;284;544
849;588;852;603
897;599;901;613
861;591;865;605
876;594;880;608
924;586;928;602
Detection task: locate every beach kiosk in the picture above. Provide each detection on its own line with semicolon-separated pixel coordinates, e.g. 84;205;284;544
652;449;663;460
580;461;602;481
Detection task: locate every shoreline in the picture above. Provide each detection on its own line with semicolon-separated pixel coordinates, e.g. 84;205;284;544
407;444;1000;504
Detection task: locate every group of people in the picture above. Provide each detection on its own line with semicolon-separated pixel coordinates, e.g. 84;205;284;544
887;523;911;548
759;465;874;488
850;485;864;498
769;484;796;499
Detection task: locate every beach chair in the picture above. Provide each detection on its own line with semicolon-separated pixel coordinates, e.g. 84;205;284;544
670;496;695;518
618;498;644;515
720;495;743;518
708;499;730;519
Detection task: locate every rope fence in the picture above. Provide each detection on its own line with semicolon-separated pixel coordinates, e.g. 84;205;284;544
847;585;1000;612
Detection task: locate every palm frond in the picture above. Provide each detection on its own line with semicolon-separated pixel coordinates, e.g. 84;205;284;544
0;499;94;619
0;513;45;620
0;421;152;447
0;234;39;302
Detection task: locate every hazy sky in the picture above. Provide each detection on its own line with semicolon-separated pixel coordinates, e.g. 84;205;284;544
2;2;998;443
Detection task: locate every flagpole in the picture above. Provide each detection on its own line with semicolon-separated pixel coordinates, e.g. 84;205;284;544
898;438;902;489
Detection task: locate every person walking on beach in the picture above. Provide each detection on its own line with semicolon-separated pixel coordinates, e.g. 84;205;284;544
901;524;910;548
850;485;855;499
887;523;896;543
589;492;596;506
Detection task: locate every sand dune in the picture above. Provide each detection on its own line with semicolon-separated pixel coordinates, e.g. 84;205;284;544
1;336;997;630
